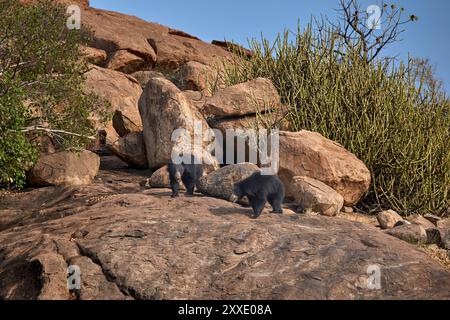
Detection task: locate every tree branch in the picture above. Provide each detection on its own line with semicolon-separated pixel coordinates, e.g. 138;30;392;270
16;126;96;140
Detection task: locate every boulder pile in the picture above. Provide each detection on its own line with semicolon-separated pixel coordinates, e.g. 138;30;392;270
26;1;374;216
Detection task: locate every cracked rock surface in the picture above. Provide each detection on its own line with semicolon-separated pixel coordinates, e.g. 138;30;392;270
1;157;450;299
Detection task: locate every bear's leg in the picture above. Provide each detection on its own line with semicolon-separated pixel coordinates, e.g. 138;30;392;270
185;182;195;196
170;180;180;198
250;196;266;218
182;175;196;196
268;193;283;214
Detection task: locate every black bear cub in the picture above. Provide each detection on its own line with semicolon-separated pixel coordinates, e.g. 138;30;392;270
168;159;203;198
230;171;285;218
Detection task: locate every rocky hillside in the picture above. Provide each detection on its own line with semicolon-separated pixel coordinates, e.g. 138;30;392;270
1;157;450;300
77;1;234;143
1;0;449;300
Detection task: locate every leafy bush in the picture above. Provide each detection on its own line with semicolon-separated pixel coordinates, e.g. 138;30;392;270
218;22;450;216
0;0;108;188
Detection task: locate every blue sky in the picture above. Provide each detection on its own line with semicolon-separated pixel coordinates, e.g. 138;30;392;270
90;0;450;94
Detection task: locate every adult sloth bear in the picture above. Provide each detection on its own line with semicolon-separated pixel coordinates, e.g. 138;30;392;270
230;171;285;218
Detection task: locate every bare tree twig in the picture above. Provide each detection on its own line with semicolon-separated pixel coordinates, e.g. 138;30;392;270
328;0;416;62
16;126;96;140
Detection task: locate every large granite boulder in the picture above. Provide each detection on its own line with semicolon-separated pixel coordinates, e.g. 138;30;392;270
278;131;371;206
106;50;147;74
110;132;147;169
198;163;259;201
171;61;216;95
84;65;142;143
201;78;282;118
138;77;218;170
28;151;100;187
291;176;344;217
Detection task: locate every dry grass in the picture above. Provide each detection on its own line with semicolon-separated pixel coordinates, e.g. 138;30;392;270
338;211;379;227
420;245;450;271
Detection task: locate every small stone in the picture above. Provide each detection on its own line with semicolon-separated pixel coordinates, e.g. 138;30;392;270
424;214;442;226
377;210;404;230
386;224;427;245
139;178;151;190
304;209;319;216
283;209;297;216
406;214;435;229
291;176;344;217
342;206;354;213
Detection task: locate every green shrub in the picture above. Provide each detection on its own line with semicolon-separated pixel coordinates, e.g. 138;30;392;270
218;23;450;216
0;0;109;188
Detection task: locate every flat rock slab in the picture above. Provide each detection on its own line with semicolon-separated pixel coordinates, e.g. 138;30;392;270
0;169;449;299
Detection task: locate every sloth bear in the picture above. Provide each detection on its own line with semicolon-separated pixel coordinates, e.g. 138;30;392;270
168;160;204;198
230;171;285;218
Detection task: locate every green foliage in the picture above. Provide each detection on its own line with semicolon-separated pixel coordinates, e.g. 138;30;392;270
0;86;37;186
0;0;108;188
218;22;450;216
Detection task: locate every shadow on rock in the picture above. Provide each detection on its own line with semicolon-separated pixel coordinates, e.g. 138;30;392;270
209;206;252;217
